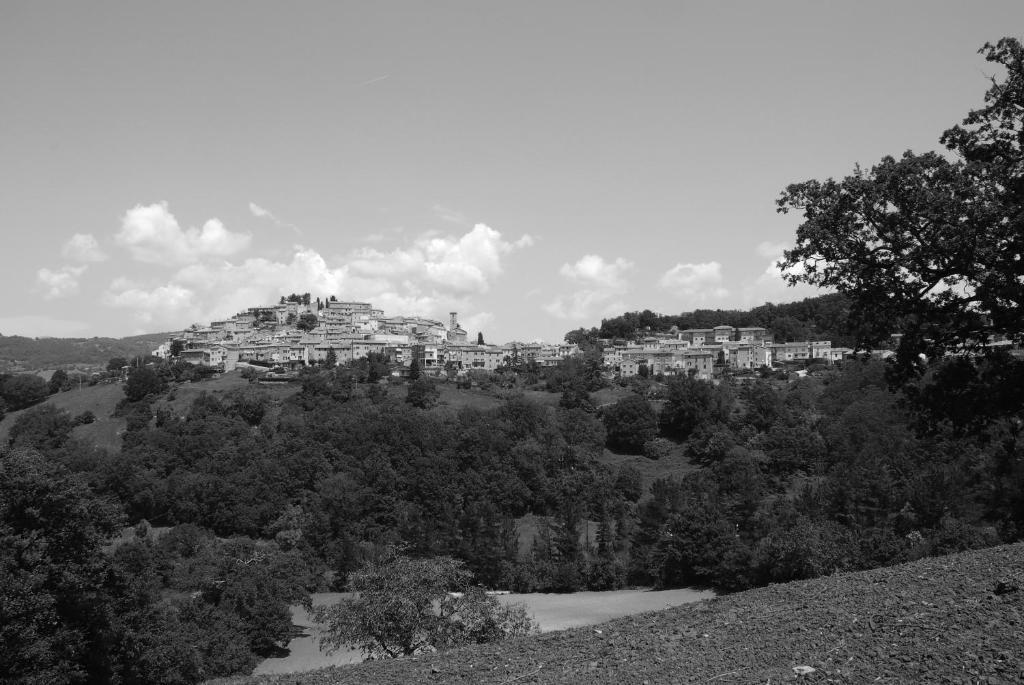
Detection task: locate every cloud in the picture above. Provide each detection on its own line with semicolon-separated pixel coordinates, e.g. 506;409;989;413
115;202;251;265
101;220;532;332
37;265;86;299
544;291;627;321
62;233;107;263
249;201;301;235
431;204;469;225
350;223;533;295
659;261;729;299
545;254;633;321
248;202;271;218
103;283;196;324
756;241;790;259
737;244;823;307
559;255;632;288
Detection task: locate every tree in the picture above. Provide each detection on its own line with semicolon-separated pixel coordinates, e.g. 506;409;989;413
124;366;164;402
296;313;319;332
406;377;439;409
477;332;485;345
324;348;337;369
315;550;535;659
408;358;421;381
0;373;49;410
777;39;1024;374
48;369;68;395
660;374;732;440
601;395;658;453
564;327;600;348
107;357;129;372
170;339;185;358
1;449;123;683
8;405;74;450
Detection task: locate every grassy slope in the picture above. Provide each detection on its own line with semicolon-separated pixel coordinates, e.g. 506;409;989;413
0;370;301;448
215;542;1024;685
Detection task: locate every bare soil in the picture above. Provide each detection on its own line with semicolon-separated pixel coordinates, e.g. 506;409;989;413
214;542;1024;684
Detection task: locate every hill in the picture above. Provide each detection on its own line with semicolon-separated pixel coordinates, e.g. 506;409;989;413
0;332;171;373
217;542;1024;684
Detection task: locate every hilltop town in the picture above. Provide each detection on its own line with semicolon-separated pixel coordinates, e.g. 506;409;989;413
159;293;855;379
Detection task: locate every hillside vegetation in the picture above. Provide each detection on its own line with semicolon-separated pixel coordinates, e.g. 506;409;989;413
0;332;170;372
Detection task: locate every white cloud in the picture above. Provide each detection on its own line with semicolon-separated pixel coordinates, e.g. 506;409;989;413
756;241;790;259
103;283;196;325
559;254;633;288
62;233;107;263
249;202;270;218
432;203;469;225
115;202;251;265
101;220;532;331
545;254;633;321
738;247;822;307
659;261;729;300
350;223;533;295
249;201;301;234
544;291;626;321
37;265;86;299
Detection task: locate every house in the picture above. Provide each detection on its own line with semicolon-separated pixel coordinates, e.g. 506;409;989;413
411;344;441;373
713;325;735;342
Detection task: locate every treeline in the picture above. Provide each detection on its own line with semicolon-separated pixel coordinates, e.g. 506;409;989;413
585;293;854;345
0;332;169;373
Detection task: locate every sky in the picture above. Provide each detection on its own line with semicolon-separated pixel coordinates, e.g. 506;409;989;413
2;2;1023;343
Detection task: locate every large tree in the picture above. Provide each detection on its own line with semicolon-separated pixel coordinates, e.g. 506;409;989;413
777;39;1024;375
315;550;535;660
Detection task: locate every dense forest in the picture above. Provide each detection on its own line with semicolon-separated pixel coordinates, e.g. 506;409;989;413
4;346;1024;682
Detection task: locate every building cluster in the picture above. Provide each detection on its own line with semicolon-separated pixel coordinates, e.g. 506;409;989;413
155;300;853;379
602;325;852;379
154;300;581;375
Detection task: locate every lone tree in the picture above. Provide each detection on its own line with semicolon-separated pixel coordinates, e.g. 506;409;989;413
777;38;1024;376
315;550;535;660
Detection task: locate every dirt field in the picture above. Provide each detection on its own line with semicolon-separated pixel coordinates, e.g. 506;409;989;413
252;587;713;676
222;542;1024;684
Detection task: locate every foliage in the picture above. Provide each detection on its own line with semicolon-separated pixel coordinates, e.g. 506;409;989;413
296;313;319;332
564;326;601;348
601;395;658;453
0;372;49;411
777;38;1024;376
406;377;440;409
0;449;123;683
594;294;852;346
48;368;69;394
0;333;167;375
316;550;536;659
659;375;733;440
124;366;165;402
8;405;74;450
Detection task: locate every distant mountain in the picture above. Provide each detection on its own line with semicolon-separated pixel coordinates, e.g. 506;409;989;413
0;332;172;373
587;293;856;345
